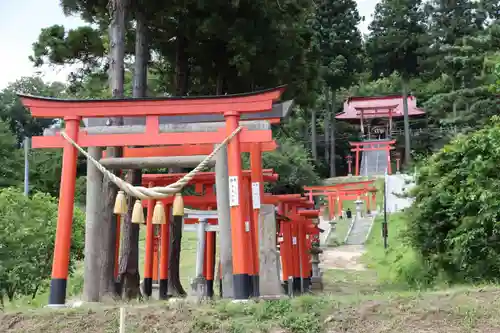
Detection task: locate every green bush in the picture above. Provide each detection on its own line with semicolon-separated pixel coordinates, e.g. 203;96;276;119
0;188;85;302
408;118;500;283
365;213;434;288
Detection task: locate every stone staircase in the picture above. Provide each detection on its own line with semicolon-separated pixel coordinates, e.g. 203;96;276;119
345;216;374;245
360;143;387;177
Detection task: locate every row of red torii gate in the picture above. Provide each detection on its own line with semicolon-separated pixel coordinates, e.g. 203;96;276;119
19;87;421;306
19;86;326;306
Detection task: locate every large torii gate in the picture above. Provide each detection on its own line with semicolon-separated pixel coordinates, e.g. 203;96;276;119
18;87;292;305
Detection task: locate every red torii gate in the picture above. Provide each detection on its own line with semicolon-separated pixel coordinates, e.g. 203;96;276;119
304;180;377;218
350;140;395;176
140;169;279;297
19;86;286;305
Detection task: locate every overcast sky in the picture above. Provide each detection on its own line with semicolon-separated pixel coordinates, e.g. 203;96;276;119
0;0;377;90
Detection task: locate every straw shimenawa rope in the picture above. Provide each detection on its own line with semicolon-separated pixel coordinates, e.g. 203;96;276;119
60;126;243;200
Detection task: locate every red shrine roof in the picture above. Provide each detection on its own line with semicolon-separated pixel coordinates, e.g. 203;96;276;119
336;95;425;120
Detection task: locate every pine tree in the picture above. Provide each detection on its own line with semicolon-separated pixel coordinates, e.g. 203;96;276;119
366;0;426;164
314;0;363;176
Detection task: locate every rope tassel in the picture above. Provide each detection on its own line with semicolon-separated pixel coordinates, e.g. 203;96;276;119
172;193;184;216
152;201;166;225
114;190;128;215
132;200;145;224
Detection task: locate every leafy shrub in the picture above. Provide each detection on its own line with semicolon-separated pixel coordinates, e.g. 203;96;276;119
408;119;500;283
364;213;434;287
241;137;320;194
0;188;85;301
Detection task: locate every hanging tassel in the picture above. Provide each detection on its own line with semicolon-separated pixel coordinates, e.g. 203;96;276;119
113;190;128;215
152;201;166;225
131;199;145;224
172;193;184;216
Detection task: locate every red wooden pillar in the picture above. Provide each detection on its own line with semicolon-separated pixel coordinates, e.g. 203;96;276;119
289;210;301;292
327;195;335;220
346;155;352;175
225;112;250;299
278;203;292;284
49;117;80;306
159;204;170;299
336;196;342;218
354;146;360;176
386;145;392;175
242;179;257;295
250;143;263;296
143;194;155;297
205;230;216;298
298;219;309;292
152;235;159;282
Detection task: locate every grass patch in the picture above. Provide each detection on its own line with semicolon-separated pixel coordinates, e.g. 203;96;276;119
3;284;500;332
363;212;434;288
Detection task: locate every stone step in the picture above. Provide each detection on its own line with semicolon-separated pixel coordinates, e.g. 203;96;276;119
345;217;374;245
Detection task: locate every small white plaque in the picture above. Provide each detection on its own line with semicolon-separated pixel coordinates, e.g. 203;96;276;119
228;176;239;207
292;236;297;245
251;182;261;209
245;221;250;232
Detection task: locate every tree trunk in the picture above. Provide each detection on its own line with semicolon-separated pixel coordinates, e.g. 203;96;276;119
116;170;142;300
166;17;190;297
116;8;149;300
99;0;128;298
168;215;187;296
324;97;330;164
402;78;411;165
329;89;336;177
311;109;318;160
174;17;189;96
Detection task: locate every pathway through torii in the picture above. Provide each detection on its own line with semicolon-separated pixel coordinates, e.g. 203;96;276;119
319;173;415;272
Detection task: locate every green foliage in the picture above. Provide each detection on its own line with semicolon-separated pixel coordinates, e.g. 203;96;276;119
367;0;426;79
409;120;500;283
365;212;434;287
0;188;85;302
0;121;23;188
0;77;62;144
262;137;320;193
314;0;363;90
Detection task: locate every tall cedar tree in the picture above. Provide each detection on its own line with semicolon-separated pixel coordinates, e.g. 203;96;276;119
422;0;485;81
314;0;363;176
366;0;426;163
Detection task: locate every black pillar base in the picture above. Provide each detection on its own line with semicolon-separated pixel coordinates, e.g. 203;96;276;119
233;273;251;299
293;277;302;294
159;279;169;300
250;275;260;297
143;277;153;297
248;274;253;297
282;280;289;294
302;277;311;293
49;278;67;306
206;279;214;298
219;278;223;297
